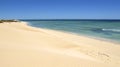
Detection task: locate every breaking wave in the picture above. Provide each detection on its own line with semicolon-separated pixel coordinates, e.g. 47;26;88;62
102;29;120;33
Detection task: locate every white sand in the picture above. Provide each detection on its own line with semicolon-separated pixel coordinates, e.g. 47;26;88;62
0;22;120;67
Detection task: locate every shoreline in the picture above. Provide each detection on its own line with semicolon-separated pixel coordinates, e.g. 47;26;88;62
0;21;120;67
27;22;120;45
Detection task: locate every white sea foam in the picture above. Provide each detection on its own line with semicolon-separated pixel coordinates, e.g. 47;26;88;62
102;29;120;33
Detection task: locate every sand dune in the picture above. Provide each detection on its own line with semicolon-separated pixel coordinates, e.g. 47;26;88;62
0;22;120;67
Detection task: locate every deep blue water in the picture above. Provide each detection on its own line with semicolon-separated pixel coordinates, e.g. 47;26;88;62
22;20;120;43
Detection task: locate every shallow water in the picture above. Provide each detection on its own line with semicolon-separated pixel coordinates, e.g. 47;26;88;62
22;20;120;43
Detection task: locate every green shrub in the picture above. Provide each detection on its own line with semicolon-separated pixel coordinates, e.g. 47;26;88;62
0;20;18;23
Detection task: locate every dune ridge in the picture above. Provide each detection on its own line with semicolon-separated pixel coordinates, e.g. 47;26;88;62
0;22;120;67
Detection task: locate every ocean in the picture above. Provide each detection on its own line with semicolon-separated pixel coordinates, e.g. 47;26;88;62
22;20;120;43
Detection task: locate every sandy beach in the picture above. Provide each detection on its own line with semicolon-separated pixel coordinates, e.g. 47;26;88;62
0;22;120;67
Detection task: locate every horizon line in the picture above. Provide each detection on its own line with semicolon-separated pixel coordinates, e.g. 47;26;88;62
1;19;120;21
19;19;120;21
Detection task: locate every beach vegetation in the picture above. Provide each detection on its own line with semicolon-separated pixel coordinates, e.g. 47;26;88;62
0;20;18;23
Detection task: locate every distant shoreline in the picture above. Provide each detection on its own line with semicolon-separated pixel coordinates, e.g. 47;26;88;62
0;19;19;23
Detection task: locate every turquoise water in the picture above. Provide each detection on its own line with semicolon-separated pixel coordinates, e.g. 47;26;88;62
22;20;120;43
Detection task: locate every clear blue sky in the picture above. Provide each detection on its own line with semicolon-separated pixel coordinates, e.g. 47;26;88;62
0;0;120;19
